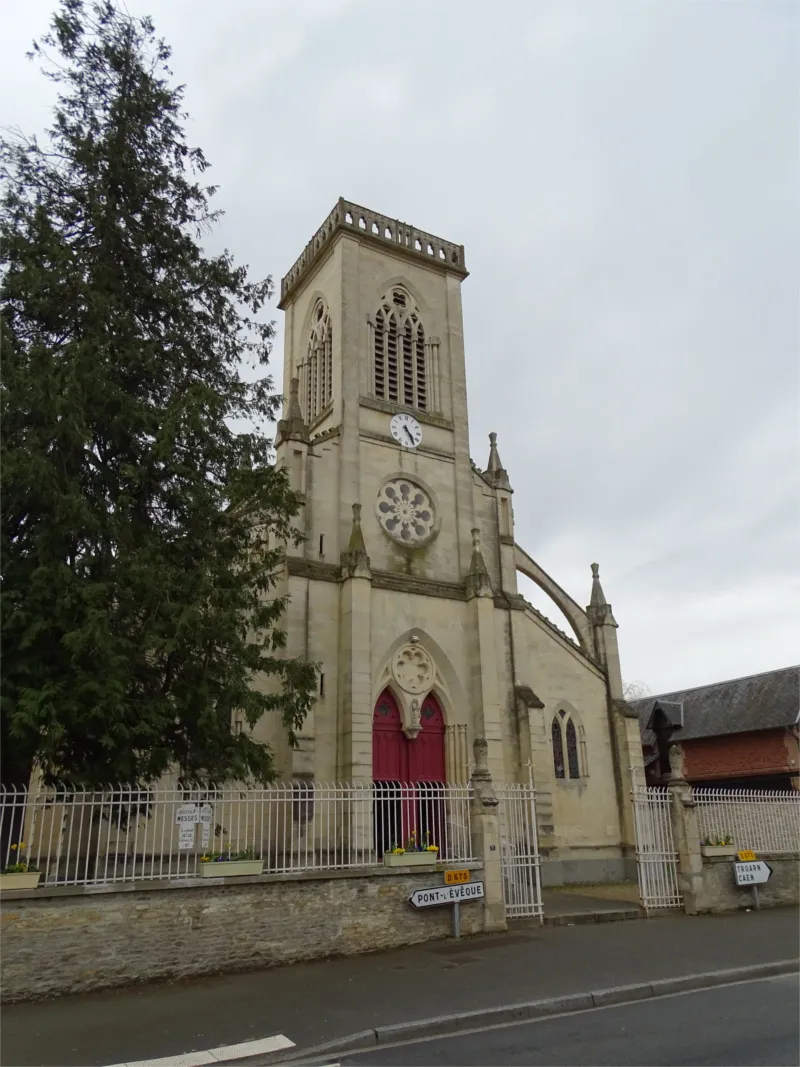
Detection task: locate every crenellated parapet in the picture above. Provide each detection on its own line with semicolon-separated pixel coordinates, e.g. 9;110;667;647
279;198;468;307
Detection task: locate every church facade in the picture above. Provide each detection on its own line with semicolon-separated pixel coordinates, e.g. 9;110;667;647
256;199;644;886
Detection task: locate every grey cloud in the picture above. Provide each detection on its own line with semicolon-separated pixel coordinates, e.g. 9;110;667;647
4;0;796;692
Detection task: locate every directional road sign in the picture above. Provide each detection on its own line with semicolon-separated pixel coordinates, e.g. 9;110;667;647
409;881;484;908
733;860;773;886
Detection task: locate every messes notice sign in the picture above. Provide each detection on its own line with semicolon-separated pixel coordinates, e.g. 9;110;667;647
175;804;200;825
409;882;485;909
733;860;772;886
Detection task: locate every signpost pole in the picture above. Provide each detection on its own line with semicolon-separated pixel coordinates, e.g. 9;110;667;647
453;901;461;940
752;885;760;910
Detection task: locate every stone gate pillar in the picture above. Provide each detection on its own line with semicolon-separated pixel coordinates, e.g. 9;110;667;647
667;744;704;915
470;737;507;932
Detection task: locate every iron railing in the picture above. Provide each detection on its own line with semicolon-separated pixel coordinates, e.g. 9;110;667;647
496;780;543;920
694;787;800;854
0;781;475;887
631;786;683;911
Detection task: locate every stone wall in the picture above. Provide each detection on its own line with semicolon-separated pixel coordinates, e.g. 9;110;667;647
0;865;484;1003
695;853;799;913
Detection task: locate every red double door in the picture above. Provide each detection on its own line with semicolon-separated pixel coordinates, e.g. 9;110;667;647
372;688;445;782
372;689;445;857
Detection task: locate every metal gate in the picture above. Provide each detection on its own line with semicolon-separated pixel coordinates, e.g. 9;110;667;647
632;786;683;911
496;778;543;921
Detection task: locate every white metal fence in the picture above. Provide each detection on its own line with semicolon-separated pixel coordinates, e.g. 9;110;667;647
631;786;683;911
0;781;474;887
694;787;800;854
497;780;543;921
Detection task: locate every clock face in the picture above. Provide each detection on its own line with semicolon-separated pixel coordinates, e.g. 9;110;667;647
390;412;423;449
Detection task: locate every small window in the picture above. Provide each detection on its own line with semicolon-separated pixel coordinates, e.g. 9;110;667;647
552;717;565;779
319;673;325;698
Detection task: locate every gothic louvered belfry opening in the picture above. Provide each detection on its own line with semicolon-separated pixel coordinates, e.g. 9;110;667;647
373;288;428;410
303;300;332;422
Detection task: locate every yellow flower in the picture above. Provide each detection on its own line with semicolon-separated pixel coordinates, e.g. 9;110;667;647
10;844;17;851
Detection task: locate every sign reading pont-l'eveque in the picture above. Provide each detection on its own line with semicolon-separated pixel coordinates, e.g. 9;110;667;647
409;882;485;909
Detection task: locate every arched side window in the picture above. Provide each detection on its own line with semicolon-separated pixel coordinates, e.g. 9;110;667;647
551;717;565;779
373;288;430;411
552;708;586;780
303;300;332;423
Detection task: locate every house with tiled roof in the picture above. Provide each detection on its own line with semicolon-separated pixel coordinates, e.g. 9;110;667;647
630;665;800;790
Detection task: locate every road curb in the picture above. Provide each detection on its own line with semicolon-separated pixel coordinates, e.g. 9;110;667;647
256;958;799;1064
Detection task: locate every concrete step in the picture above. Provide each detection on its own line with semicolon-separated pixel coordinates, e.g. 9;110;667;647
543;906;645;926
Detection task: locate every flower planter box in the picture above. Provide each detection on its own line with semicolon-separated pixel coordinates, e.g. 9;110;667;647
701;845;737;858
199;860;263;878
0;871;42;891
383;851;438;868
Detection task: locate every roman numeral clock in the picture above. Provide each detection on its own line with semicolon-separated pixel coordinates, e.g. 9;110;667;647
389;412;422;449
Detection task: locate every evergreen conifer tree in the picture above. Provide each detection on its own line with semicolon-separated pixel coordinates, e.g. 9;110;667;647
1;0;315;788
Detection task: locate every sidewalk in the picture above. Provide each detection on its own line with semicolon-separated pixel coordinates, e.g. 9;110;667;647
2;909;797;1067
541;884;642;922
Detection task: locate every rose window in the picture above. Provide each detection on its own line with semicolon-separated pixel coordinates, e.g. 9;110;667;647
376;479;436;546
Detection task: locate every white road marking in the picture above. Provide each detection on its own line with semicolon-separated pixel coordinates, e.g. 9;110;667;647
105;1033;296;1067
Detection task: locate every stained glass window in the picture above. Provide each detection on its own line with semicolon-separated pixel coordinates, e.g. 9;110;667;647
566;719;580;779
552;718;565;779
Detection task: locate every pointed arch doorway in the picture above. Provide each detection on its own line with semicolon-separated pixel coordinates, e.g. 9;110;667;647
372;689;446;858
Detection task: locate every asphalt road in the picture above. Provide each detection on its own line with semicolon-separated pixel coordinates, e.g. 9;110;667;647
328;975;800;1067
2;911;797;1067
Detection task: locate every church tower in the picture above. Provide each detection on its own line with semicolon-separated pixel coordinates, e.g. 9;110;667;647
271;199;509;784
277;199;476;579
264;198;643;886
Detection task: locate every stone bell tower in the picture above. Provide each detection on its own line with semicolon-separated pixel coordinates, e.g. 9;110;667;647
273;199;493;782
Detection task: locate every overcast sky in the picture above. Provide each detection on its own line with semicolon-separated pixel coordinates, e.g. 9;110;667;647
3;0;798;694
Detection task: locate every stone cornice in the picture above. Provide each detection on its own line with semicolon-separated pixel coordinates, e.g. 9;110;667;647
284;562;607;672
286;557;468;601
310;424;341;446
279;198;468;308
358;428;455;463
359;395;454;431
287;558;340;582
372;571;468;601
